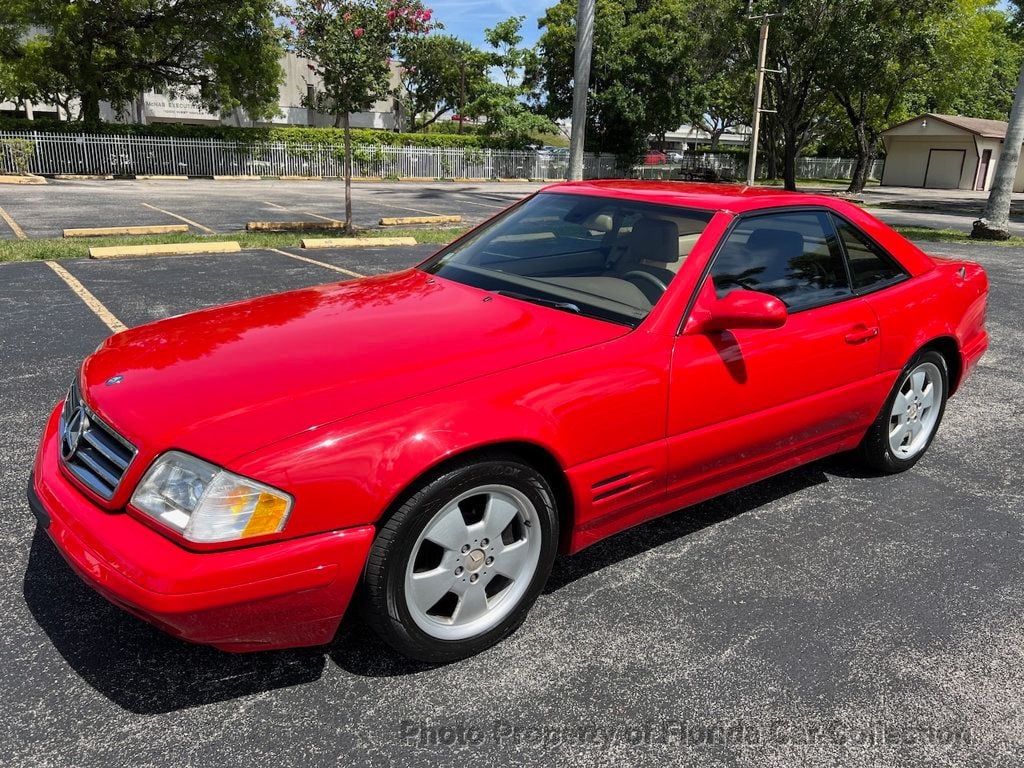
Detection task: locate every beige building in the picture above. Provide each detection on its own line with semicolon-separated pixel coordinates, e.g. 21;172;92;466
2;53;402;129
880;113;1020;191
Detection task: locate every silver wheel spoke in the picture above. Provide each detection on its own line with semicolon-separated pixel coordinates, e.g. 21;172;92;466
911;370;927;399
484;494;520;540
493;539;529;580
409;566;456;611
424;505;469;551
893;391;910;414
920;383;935;410
890;421;910;447
453;586;490;624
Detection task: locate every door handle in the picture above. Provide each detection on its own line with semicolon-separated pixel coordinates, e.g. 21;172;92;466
845;325;879;344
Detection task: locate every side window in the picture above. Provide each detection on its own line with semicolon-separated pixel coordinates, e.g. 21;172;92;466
710;211;852;312
832;216;906;292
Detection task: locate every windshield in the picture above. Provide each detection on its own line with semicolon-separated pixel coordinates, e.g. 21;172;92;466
420;192;713;327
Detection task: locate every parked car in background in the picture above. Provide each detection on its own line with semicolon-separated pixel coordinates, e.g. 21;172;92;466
643;150;669;165
29;181;988;663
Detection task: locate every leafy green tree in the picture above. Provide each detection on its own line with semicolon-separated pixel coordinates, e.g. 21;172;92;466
685;1;753;150
465;16;555;146
536;0;702;163
820;0;960;193
909;0;1022;120
19;0;284;129
751;0;838;189
396;34;489;131
291;0;435;228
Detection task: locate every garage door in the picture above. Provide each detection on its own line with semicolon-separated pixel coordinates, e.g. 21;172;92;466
924;149;965;189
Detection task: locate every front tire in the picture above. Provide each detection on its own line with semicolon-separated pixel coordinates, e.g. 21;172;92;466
857;350;949;473
362;454;559;663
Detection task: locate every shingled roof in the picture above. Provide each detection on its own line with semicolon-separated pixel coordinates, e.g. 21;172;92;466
885;113;1009;138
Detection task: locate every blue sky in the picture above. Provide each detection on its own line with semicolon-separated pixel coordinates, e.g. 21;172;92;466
427;0;550;48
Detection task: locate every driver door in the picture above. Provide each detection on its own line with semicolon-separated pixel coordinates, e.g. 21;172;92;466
664;210;883;506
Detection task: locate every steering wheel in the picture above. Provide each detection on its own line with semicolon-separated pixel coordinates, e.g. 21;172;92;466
621;270;668;302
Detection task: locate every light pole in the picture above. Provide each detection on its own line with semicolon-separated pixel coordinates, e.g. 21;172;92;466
745;3;781;186
568;0;595;181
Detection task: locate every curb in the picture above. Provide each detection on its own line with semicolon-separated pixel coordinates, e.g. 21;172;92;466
89;241;241;259
65;224;189;238
0;174;46;185
301;236;417;249
379;215;463;226
247;220;346;232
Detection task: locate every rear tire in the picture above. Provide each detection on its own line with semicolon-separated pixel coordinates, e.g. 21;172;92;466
362;454;559;663
857;350;949;473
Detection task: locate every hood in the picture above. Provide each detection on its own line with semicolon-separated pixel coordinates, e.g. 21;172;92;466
81;269;627;463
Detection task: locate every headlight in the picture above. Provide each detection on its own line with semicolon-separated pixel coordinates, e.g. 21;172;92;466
131;451;292;543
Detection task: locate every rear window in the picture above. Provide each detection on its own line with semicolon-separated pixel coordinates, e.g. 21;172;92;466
832;217;907;292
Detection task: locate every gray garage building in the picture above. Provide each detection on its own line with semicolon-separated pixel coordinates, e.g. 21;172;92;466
880;113;1024;191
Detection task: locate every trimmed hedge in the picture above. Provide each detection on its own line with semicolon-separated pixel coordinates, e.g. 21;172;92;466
0;117;504;148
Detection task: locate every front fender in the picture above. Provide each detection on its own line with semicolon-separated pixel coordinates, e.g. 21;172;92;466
226;330;672;542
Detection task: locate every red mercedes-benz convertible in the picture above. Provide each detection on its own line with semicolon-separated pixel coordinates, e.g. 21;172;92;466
29;181;988;662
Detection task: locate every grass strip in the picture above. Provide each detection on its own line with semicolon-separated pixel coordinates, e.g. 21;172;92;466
0;227;469;262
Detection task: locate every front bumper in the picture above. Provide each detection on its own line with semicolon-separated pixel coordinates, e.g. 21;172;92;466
29;405;375;652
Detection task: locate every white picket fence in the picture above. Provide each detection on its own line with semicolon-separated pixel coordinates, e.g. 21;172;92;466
0;131;620;179
636;154;885;181
0;131;881;182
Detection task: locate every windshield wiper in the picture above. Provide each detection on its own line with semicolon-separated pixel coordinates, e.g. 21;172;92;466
495;290;581;315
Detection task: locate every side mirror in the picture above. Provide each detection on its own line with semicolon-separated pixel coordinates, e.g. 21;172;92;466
694;289;787;333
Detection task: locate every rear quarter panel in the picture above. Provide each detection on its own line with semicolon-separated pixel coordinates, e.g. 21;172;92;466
863;255;987;393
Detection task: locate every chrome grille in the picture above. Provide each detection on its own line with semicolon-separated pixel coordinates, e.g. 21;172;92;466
59;382;136;500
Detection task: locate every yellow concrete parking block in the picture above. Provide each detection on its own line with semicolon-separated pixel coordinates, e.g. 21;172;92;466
301;236;417;249
64;224;190;238
246;220;348;232
89;241;241;259
379;215;463;226
0;174;46;185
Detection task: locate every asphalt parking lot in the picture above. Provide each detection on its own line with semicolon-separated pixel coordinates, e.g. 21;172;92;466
2;229;1023;766
0;179;538;239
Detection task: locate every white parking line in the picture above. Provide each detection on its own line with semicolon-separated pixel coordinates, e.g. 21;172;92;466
449;198;508;210
359;197;448;217
263;201;343;224
267;248;365;278
141;202;216;234
44;261;127;333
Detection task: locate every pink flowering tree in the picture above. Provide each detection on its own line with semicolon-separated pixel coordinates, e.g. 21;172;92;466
290;0;436;229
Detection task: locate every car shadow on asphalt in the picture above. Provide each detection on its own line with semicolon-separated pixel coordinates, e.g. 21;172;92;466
23;456;854;710
22;528;328;715
542;459;835;594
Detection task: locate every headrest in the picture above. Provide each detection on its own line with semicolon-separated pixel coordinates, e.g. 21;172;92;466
630;218;680;264
745;228;804;259
583;212;614;233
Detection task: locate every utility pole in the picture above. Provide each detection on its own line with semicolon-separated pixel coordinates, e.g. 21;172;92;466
972;57;1024;240
458;59;466;135
745;3;781;186
568;0;595;181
